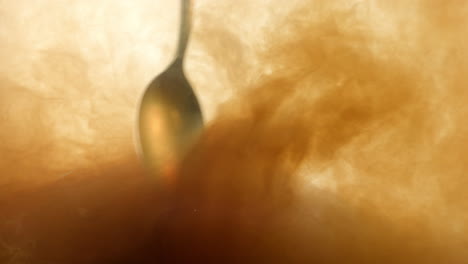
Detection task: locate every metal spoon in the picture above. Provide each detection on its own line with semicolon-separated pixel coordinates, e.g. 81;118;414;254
137;0;203;182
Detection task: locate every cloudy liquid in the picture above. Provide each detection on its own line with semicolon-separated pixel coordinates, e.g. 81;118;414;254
1;0;468;263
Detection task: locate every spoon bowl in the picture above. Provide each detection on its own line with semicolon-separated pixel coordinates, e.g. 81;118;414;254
138;0;203;181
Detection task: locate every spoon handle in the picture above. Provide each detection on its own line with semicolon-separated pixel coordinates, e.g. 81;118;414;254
175;0;191;61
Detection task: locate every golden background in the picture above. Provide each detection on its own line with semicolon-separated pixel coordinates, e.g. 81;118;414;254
0;0;467;263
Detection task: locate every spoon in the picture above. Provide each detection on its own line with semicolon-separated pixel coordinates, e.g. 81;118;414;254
138;0;203;182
